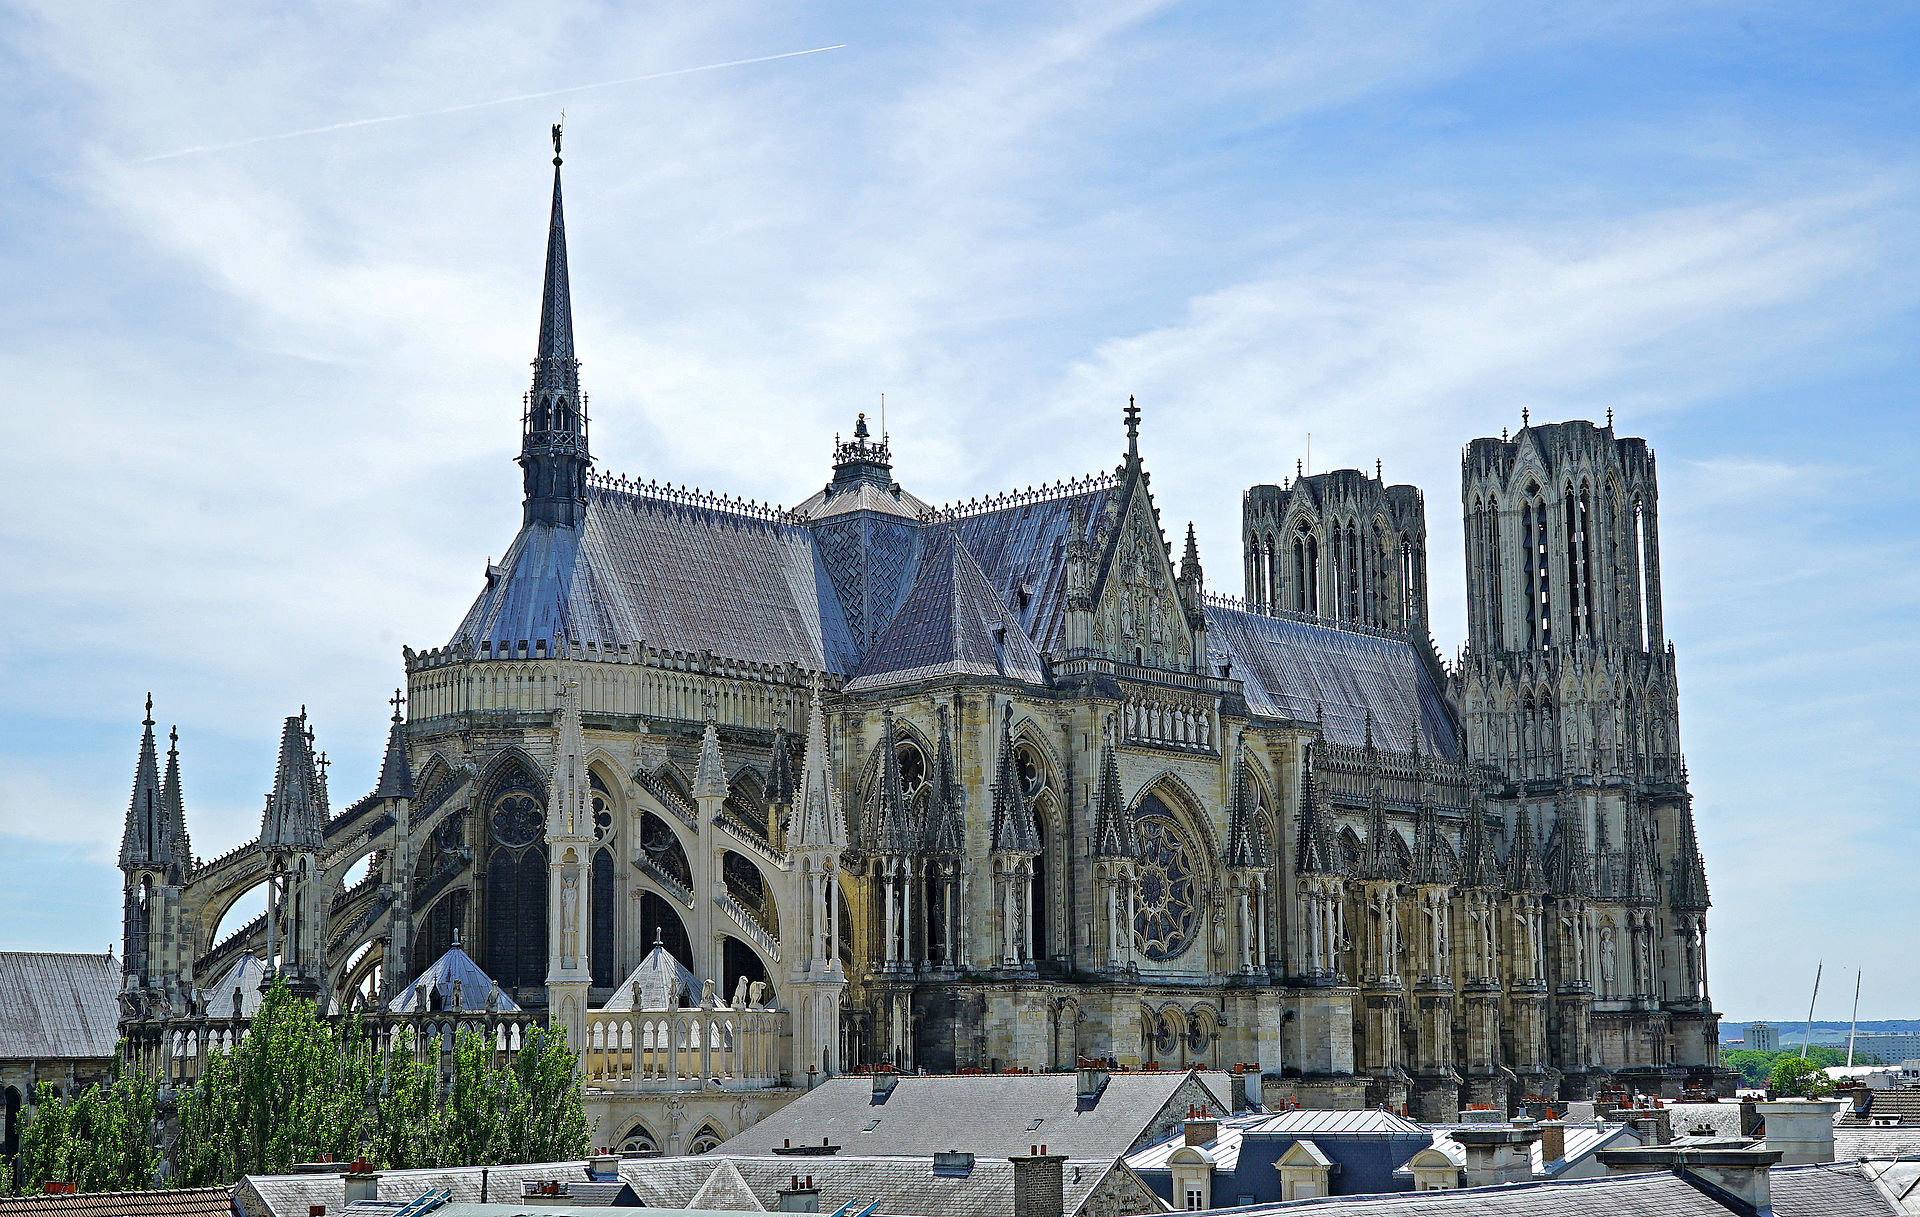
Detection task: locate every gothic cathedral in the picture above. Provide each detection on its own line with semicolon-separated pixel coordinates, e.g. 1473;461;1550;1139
115;140;1726;1132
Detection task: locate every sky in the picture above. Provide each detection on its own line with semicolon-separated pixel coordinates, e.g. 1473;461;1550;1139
0;1;1916;1019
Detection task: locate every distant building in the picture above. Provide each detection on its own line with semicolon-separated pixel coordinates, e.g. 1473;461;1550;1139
1746;1022;1778;1053
0;952;121;1179
1849;1033;1920;1063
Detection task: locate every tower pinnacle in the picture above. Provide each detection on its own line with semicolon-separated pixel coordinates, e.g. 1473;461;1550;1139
519;125;591;528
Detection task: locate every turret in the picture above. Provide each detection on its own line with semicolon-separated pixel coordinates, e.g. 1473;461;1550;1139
518;123;592;528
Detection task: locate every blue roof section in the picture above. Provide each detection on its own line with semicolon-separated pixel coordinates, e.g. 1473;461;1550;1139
453;485;860;675
847;527;1049;691
1206;604;1459;759
389;944;518;1012
1129;1109;1433;1203
948;485;1116;654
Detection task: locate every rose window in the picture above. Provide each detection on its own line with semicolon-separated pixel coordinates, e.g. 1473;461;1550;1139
490;791;543;849
1132;798;1199;961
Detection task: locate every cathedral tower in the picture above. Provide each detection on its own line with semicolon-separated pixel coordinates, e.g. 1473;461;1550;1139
1243;466;1428;636
1457;417;1716;1093
119;697;192;1016
519;122;591;528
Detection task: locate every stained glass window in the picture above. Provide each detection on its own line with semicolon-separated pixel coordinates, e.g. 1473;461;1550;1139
1133;795;1200;962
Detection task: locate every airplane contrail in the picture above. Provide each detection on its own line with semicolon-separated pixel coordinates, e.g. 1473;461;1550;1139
134;44;847;165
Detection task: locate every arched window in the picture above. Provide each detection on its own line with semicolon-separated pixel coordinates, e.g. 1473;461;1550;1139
618;1123;660;1154
688;1127;725;1155
482;765;548;990
1132;793;1201;962
590;773;618;987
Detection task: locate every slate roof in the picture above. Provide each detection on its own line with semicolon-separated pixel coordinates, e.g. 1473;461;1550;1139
202;953;265;1020
617;1153;1134;1217
452;488;860;675
948;484;1116;656
1130;1107;1432;1200
600;942;697;1012
239;1156;1144;1217
1410;1122;1640;1179
848;527;1048;690
0;1187;233;1217
1666;1103;1747;1140
237;1163;598;1217
1217;1160;1895;1215
1205;604;1460;759
1838;1125;1920;1160
0;951;120;1062
716;1068;1231;1161
1840;1089;1920;1127
387;944;518;1013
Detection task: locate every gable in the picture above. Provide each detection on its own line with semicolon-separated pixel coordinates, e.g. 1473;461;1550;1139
1092;474;1197;670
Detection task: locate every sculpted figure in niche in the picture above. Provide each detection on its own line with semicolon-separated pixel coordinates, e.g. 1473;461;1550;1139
560;873;580;965
1600;924;1618;992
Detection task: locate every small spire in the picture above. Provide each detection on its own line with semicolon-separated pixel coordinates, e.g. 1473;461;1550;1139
926;704;966;858
695;718;728;801
1124;396;1140;461
520;123;591;528
376;702;414;800
120;698;164;871
992;703;1039;855
262;712;324;853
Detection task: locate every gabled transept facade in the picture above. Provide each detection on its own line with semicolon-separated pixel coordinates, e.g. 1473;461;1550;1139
114;140;1729;1141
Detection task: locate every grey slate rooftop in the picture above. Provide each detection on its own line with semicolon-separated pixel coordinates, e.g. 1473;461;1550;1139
1215;1160;1895;1215
0;951;120;1061
716;1068;1230;1161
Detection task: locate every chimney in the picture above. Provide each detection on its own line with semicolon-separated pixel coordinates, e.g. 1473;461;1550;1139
1757;1098;1842;1165
1075;1059;1110;1105
1454;1124;1542;1187
1598;1145;1782;1211
587;1153;621;1181
310;1207;326;1217
777;1174;820;1212
1184;1105;1220;1147
872;1069;899;1101
1538;1119;1566;1164
1010;1145;1067;1217
343;1169;379;1204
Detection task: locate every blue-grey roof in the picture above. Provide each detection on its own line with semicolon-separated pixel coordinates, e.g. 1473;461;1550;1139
389;944;518;1012
1206;604;1460;758
848;528;1048;690
453;486;859;675
0;951;120;1061
203;952;265;1019
949;485;1116;655
1130;1107;1433;1203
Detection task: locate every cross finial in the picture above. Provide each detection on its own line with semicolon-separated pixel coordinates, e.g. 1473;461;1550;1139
1375;458;1382;481
1522;407;1530;427
1606;406;1614;428
143;692;154;728
1124;395;1140;458
317;751;330;782
390;687;406;723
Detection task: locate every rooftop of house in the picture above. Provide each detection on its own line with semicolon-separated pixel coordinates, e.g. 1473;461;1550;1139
0;1187;232;1217
0;951;121;1063
715;1068;1231;1162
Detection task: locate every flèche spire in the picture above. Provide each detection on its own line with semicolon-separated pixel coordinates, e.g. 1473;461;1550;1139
519;119;592;528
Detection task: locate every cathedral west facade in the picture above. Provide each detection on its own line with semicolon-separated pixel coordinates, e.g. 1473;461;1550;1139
114;138;1727;1140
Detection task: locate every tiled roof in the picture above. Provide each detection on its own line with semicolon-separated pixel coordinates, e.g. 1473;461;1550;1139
452;488;859;675
1840;1089;1920;1127
0;1187;232;1217
1204;605;1459;758
1129;1110;1427;1175
716;1068;1230;1161
949;485;1116;656
847;527;1048;690
0;951;120;1062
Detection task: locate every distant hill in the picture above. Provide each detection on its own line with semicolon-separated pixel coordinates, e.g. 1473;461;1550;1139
1722;1019;1920;1045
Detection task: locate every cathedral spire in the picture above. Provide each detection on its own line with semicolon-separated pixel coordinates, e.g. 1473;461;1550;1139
926;704;966;858
991;703;1039;855
120;695;164;870
791;675;845;851
1092;716;1136;860
161;725;191;878
519;122;592;528
262;711;324;853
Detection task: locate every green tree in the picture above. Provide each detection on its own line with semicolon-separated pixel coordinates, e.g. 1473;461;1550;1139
1768;1054;1835;1098
13;1068;159;1194
504;1024;591;1165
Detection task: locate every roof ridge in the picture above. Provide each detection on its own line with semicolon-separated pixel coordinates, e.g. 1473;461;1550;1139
589;471;806;525
928;472;1116;521
1203;593;1416;644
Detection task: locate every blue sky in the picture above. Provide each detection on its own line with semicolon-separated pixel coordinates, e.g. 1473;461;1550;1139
1;2;1915;1018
